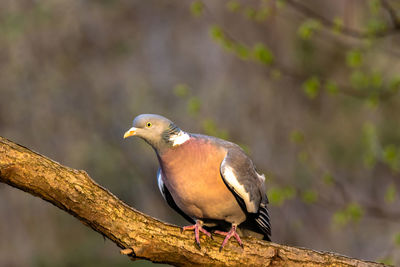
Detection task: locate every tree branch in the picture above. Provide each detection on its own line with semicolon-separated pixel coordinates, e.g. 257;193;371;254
0;136;386;266
285;0;400;38
381;0;400;29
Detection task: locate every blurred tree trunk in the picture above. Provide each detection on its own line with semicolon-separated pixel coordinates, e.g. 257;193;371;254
0;136;385;267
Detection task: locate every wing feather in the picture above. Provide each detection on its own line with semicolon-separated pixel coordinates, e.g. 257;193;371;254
219;148;271;239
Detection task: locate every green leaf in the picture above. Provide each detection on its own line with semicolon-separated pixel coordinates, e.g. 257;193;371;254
173;84;189;98
226;0;240;12
384;184;397;203
290;130;304;144
383;144;399;171
244;7;256;19
253;43;274;65
389;76;400;93
298;19;321;40
371;72;383;89
302;76;320;99
222;39;234;51
366;18;387;35
366;95;379;109
346;49;363;68
209;26;238;53
368;0;381;15
325;80;339;95
283;186;296;199
350;70;369;89
346;203;363;223
301;190;318;204
255;7;271;22
210;25;224;41
234;44;250;59
268;187;284;206
333;210;348;226
384;145;398;162
322;172;334;185
332;17;344;33
333;203;364;227
190;1;204;17
267;186;296;206
187;97;201;115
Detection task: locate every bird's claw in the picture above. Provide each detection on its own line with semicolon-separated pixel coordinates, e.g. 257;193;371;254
214;225;243;251
182;221;212;248
195;240;201;249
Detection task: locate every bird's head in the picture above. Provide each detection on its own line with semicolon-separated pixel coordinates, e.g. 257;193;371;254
124;114;189;152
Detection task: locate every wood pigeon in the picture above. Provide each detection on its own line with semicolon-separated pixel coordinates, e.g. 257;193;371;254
124;114;271;250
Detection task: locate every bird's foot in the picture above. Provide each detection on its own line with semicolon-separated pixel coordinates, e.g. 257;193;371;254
214;225;243;251
181;220;212;248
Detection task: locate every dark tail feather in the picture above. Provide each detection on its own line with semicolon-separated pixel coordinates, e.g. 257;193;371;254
255;203;271;241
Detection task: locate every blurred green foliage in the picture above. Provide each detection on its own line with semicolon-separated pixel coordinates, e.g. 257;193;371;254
190;1;204;17
290;130;304;144
226;0;240;13
332;17;344;34
333;203;364;227
253;43;274;65
346;49;363;68
324;80;339;95
173;84;190;98
321;173;334;186
384;184;397;203
383;145;400;172
302;76;320;99
268;186;296;206
301;190;318;204
298;19;321;40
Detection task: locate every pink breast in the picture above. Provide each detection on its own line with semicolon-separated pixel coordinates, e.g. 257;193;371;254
159;139;242;220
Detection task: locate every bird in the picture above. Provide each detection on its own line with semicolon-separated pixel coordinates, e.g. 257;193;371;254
123;114;271;250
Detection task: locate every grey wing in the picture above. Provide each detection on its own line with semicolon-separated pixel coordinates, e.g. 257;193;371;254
157;168;195;224
220;149;271;238
220;149;264;213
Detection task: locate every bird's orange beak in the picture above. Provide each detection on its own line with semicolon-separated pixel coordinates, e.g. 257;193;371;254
123;127;138;139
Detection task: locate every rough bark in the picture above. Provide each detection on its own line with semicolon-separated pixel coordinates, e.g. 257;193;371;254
0;136;385;267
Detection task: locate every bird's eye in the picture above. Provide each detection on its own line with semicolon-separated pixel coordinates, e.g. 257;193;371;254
146;122;152;128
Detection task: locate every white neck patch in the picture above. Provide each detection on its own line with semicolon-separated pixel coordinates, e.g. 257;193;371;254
169;131;190;146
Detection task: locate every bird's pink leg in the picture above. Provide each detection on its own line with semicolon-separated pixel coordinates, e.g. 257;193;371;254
214;224;243;251
182;220;212;248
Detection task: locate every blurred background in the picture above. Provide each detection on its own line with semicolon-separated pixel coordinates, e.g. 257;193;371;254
0;0;400;266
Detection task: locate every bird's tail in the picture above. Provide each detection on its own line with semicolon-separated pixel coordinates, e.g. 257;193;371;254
254;202;271;241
